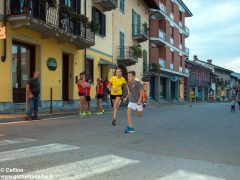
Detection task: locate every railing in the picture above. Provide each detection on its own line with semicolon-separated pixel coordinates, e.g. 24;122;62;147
185;47;190;56
159;30;166;41
179;67;183;72
117;46;138;61
159;3;167;15
159;58;166;69
170;37;174;45
185;26;190;36
132;24;149;38
8;0;95;43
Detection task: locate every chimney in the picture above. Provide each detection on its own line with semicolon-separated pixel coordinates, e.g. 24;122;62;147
207;59;212;64
193;55;198;61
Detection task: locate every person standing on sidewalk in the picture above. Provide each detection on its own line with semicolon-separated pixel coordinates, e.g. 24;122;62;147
78;72;87;117
123;71;143;133
26;71;40;120
96;78;104;115
189;89;195;108
85;78;92;115
107;68;126;126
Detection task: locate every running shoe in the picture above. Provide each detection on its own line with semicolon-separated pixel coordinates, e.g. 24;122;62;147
101;109;105;113
82;112;87;116
124;126;135;133
86;112;92;115
95;112;103;115
112;119;116;126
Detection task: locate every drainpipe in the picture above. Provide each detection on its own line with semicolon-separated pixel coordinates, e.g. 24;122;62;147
1;0;7;62
84;0;86;72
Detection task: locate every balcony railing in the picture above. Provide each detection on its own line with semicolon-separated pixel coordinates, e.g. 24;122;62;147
159;30;166;41
117;46;138;66
185;26;190;37
179;67;183;73
7;0;95;49
185;47;190;57
159;3;167;15
132;24;149;43
159;58;166;69
93;0;118;11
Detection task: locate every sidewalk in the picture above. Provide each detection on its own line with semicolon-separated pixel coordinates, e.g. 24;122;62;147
0;101;185;124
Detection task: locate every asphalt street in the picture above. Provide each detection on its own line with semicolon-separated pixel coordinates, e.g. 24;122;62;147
0;102;240;180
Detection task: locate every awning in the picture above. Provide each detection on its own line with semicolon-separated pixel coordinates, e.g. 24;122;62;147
98;59;116;68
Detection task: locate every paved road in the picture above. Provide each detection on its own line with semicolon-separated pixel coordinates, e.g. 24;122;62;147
0;103;239;180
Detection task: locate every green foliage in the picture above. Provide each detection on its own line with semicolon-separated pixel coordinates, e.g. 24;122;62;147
151;63;161;72
131;45;142;58
87;21;101;33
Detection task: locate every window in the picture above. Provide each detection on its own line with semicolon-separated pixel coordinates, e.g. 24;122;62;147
170;26;174;38
179;11;182;22
171;1;174;13
92;7;106;36
132;10;141;35
179;55;182;67
171;51;174;64
179;33;182;44
120;0;125;13
85;59;94;82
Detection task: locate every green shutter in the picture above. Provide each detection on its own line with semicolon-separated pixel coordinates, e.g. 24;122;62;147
137;14;141;35
120;0;125;13
120;32;125;58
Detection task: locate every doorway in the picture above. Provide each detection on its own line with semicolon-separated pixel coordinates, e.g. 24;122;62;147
12;42;35;103
62;54;69;101
171;81;176;100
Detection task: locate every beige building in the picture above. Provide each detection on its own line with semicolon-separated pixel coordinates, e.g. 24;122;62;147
112;0;155;80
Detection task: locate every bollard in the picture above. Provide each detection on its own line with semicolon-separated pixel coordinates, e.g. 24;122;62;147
50;88;53;114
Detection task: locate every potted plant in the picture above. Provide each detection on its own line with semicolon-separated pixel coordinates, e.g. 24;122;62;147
45;0;57;8
87;21;101;33
131;45;142;58
22;0;31;14
151;63;161;72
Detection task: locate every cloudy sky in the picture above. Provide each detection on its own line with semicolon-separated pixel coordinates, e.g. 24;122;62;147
184;0;240;72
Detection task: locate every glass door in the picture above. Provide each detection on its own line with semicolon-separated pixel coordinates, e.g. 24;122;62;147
12;42;35;103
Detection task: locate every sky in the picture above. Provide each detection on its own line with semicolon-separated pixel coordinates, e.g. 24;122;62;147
184;0;240;73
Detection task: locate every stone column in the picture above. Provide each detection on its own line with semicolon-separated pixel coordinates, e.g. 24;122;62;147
175;80;180;101
166;78;171;101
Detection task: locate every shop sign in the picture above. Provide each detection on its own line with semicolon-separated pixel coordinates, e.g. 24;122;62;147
0;27;6;40
47;58;57;71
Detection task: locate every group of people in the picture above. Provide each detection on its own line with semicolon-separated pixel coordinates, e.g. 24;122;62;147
77;73;105;116
77;68;144;133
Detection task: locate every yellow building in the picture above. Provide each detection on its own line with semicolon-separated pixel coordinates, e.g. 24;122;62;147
0;0;116;111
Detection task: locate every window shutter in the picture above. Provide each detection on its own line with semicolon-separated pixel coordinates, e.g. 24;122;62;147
132;10;135;35
137;14;141;35
102;14;106;36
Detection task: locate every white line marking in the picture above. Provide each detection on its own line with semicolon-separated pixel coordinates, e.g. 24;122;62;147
0;138;36;146
0;143;80;163
157;169;226;180
25;155;139;180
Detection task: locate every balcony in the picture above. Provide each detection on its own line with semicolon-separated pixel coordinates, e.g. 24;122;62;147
132;24;149;43
185;47;190;57
179;66;183;73
117;46;138;66
150;2;166;19
150;30;166;47
7;0;95;49
93;0;118;11
185;26;190;37
159;58;166;69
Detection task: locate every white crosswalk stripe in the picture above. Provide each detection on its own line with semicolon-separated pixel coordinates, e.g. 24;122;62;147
24;154;139;180
0;143;80;163
0;138;36;146
157;170;226;180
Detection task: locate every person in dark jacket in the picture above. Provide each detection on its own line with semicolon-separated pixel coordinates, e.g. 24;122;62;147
26;71;40;120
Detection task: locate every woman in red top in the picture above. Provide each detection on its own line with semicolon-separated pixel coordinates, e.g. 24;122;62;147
96;77;104;114
78;72;86;116
85;78;92;115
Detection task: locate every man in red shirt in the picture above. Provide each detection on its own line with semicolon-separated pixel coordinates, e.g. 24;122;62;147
96;78;104;114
